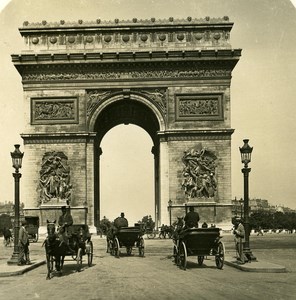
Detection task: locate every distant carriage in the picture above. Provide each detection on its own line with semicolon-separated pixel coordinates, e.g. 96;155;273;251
108;226;145;258
25;216;40;243
44;222;93;279
173;227;225;270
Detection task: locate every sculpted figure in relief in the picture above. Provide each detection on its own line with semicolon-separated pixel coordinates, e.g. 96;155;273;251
37;151;72;205
181;147;217;199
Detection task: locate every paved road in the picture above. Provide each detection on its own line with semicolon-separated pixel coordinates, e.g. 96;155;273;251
0;234;296;300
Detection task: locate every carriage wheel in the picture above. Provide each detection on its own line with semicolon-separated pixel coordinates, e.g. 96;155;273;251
215;241;225;269
173;245;178;265
178;242;187;270
86;241;93;267
76;248;83;272
197;256;204;266
114;238;120;258
147;232;155;239
138;238;145;257
126;247;132;255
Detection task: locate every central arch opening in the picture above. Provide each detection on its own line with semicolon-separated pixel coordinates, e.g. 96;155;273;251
100;124;154;225
93;98;162;227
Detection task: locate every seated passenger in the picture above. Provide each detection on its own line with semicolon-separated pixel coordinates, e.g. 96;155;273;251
114;212;128;229
184;206;200;229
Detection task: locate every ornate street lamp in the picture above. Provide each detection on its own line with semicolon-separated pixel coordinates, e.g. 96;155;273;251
168;200;172;226
239;139;256;261
7;144;24;265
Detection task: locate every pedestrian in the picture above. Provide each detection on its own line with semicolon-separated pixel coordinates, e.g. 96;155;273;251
257;226;264;236
18;220;30;265
233;217;248;264
184;206;200;228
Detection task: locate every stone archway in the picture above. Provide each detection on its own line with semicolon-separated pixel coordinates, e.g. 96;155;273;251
88;92;165;227
13;17;241;230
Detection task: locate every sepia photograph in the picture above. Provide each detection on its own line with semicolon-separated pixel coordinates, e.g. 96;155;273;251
0;0;296;299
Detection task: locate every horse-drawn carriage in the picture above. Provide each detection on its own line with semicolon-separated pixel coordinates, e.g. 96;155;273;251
45;222;93;279
173;227;225;270
25;216;39;243
108;226;145;258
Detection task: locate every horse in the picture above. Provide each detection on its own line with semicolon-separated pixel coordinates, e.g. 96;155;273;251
44;220;67;280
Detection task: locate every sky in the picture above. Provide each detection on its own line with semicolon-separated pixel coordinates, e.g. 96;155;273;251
0;0;296;224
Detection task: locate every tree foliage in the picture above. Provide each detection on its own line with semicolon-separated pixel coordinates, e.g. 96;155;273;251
97;216;112;235
249;211;296;232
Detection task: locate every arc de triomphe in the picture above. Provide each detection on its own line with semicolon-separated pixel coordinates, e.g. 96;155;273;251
12;17;241;231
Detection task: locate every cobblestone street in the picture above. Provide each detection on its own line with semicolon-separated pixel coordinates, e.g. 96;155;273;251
1;234;296;300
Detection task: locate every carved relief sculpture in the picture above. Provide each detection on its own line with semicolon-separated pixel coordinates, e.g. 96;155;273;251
138;88;167;115
37;151;72;205
31;97;78;124
175;93;223;121
86;90;111;116
181;146;217;200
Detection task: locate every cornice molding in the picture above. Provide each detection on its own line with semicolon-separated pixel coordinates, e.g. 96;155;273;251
12;49;241;65
21;132;97;144
18;17;234;52
158;129;234;141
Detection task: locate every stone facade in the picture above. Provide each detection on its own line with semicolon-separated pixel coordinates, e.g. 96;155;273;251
12;17;241;230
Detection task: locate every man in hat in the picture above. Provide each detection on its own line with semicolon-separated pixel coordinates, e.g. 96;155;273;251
114;212;128;229
184;206;200;229
58;205;74;252
233;217;248;264
18;220;30;265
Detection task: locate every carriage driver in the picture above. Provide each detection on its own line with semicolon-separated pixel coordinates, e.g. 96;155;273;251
114;212;128;229
184;206;200;229
58;205;74;252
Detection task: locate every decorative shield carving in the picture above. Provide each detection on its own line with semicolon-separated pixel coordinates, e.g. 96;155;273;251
37;151;72;205
181;147;217;199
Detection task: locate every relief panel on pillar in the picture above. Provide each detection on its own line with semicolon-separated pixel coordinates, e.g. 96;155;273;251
181;144;218;202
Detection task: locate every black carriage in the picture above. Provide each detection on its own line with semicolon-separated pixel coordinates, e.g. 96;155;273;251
173;228;225;270
25;216;39;242
108;226;145;258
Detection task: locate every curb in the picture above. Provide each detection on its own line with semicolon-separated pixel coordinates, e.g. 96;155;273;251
224;257;287;273
0;260;46;277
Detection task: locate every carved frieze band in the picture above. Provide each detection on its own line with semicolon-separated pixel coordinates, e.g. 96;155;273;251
31;97;78;124
86;88;167;117
23;68;230;82
175;93;223;121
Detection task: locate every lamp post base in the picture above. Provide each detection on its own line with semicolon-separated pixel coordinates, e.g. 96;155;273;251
7;252;20;265
243;248;257;262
